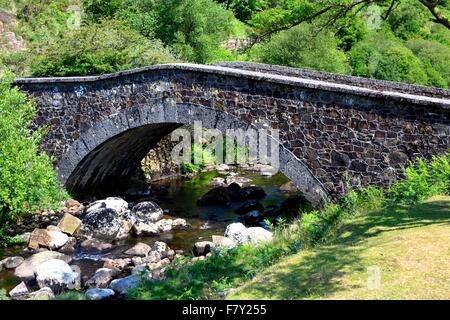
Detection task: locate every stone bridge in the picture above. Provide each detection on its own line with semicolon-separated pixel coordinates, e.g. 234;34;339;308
14;63;450;207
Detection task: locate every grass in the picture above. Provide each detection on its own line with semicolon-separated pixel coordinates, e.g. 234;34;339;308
227;195;450;300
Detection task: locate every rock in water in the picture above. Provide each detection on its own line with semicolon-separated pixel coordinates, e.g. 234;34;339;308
197;187;231;206
80;207;122;240
238;186;266;201
29;287;55;300
14;251;71;281
152;241;169;258
86;197;129;216
1;256;24;269
131;201;163;223
80;238;112;252
235;200;264;215
28;228;69;250
193;241;213;256
124;243;152;257
34;259;80;293
9;282;29;299
109;275;140;294
133;221;159;236
86;288;115;300
85;268;116;288
57;213;82;235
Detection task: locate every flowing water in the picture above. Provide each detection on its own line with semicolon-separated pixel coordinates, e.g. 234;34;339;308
0;169;306;293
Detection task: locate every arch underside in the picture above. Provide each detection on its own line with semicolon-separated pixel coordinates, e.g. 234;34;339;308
58;103;329;207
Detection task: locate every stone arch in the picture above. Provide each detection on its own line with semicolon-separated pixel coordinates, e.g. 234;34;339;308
58;103;329;207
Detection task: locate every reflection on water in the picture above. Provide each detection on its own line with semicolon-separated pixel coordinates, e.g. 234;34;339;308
0;169;304;293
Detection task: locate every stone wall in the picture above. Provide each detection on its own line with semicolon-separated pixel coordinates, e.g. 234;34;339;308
14;63;450;204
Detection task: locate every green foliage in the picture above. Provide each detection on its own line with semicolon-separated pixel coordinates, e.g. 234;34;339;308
215;0;269;22
52;292;86;300
0;289;9;300
389;154;450;206
406;39;450;88
0;74;67;243
387;1;431;40
152;0;236;63
250;23;351;74
349;33;429;85
180;143;218;174
30;19;176;76
84;0;123;20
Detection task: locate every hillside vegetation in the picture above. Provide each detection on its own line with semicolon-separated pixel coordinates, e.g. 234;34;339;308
0;0;449;88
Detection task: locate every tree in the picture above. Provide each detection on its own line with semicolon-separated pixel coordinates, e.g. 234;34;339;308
250;23;351;74
406;38;450;87
349;33;429;85
30;19;176;76
0;74;66;231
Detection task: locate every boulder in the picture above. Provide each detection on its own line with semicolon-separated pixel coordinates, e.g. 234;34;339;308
212;235;236;249
28;227;69;250
197;187;230;206
58;237;77;254
131;201;163;223
238;186;266;201
85;268;115;289
172;218;190;230
224;223;272;246
116;210;137;239
102;258;132;271
86;288;115;300
124;243;152;257
79;238;112;252
57;213;82;235
29;287;54;300
109;275;140;294
224;223;247;244
63;199;82;214
1;256;24;269
156;219;172;232
86;197;129;216
152;241;169;258
225;176;252;187
9;282;29;299
235;200;264;215
35;259;80;292
279;181;298;192
193;241;213;256
227;183;242;201
239;210;263;226
133;221;159;236
14;251;71;281
208;177;225;187
242;227;273;245
80;208;122;240
141;251;162;264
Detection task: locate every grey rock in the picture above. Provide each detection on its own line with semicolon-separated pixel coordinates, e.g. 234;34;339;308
109;275;140;294
34;259;80;292
1;256;24;269
86;288;115;300
85;268;115;288
14;251;71;281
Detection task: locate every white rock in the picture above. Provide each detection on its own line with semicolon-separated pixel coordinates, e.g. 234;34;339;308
212;235;237;249
9;282;29;299
1;256;24;269
156;219;172;232
133;221;159;236
46;228;70;250
14;251;71;281
86;288;115;300
152;241;169;258
109;275;140;294
131;201;163;223
124;242;152;257
85;268;115;288
29;287;54;300
224;222;247;244
224;223;273;246
35;259;80;292
86;197;129;216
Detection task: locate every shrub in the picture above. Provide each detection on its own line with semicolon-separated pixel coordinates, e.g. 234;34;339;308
0;74;67;243
389;154;449;205
30;19;176;76
250;23;351;74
